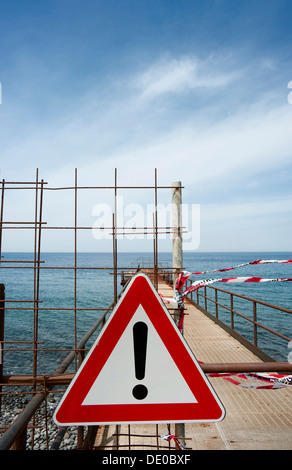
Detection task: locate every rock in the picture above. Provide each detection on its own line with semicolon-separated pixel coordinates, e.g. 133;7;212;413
0;393;76;450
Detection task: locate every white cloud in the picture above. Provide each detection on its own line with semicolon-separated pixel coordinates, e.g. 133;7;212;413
2;68;291;193
91;100;292;191
133;56;239;100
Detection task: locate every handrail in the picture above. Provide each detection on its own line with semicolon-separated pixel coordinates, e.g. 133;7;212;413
207;284;292;314
186;280;291;358
201;291;291;342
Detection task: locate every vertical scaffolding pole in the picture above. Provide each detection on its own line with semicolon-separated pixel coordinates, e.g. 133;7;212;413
0;180;4;411
0;179;5;258
74;168;78;372
113;169;118;305
0;180;5;411
32;169;44;450
33;169;43;382
33;169;38;385
154;169;158;290
0;284;4;414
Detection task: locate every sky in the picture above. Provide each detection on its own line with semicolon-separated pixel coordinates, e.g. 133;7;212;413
0;0;292;252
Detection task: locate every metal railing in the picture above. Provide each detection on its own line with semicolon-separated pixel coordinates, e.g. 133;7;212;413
184;280;291;362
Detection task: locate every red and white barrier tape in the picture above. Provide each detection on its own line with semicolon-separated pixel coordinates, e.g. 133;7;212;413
159;293;185;332
182;276;292;297
198;360;292;389
208;371;292;389
160;259;292;333
176;259;292;290
159;294;179;308
160;276;292;330
161;434;185;450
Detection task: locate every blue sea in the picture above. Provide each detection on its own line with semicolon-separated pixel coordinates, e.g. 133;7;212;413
1;251;291;375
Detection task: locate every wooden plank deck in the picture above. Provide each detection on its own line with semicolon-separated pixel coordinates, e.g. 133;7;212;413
94;275;292;450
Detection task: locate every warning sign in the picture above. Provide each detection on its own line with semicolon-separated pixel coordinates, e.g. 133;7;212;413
54;272;225;425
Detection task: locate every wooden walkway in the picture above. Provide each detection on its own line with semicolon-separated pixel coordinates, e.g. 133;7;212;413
94;275;292;450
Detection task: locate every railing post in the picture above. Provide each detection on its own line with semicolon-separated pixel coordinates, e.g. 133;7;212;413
253;301;257;346
215;289;218;318
204;286;207;311
230;294;234;329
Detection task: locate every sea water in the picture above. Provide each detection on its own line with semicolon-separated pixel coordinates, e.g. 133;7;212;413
0;251;291;375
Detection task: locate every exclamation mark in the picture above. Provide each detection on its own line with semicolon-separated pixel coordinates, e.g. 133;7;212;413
132;321;148;400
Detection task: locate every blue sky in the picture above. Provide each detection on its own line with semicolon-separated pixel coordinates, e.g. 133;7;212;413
0;0;292;252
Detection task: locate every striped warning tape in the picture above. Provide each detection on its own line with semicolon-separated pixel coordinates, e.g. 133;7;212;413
182;276;292;297
161;276;292;306
176;259;292;290
198;360;292;389
207;371;292;389
160;433;185;449
159;258;292;339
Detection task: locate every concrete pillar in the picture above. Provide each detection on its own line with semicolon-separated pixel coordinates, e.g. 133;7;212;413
172;181;183;291
172;182;186;448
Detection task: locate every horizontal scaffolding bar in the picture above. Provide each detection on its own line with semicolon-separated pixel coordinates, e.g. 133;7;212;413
2;185;183;190
1;362;291;386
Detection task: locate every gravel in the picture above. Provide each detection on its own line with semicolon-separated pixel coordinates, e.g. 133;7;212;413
0;391;78;450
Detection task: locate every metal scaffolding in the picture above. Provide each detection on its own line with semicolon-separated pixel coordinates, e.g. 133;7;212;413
0;168;186;450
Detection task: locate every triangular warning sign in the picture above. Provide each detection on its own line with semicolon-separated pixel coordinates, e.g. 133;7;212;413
54;272;225;425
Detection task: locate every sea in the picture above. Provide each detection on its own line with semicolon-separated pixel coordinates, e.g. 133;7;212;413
0;251;291;376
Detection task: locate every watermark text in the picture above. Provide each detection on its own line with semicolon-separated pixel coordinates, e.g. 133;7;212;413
92;196;200;250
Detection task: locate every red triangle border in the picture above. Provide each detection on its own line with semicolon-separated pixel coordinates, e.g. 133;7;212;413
54;273;225;425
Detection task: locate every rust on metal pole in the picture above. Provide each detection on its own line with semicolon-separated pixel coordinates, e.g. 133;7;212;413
201;362;292;373
33;169;39;385
154;169;158;290
113;213;117;305
0;179;5;257
2;361;291;386
0;284;5;414
74;168;78;372
0;179;4;415
113;169;118;305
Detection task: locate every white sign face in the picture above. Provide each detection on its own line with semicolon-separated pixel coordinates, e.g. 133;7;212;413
82;304;197;406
